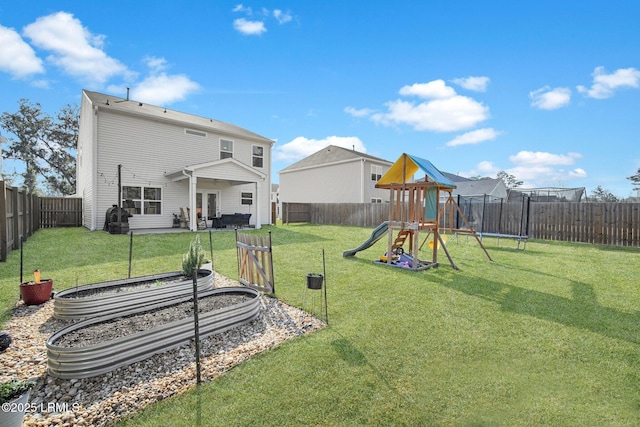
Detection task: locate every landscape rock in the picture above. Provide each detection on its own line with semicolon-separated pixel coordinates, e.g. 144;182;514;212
0;272;325;426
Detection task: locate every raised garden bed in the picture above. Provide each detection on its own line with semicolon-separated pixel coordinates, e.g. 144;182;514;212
53;270;214;320
46;286;260;379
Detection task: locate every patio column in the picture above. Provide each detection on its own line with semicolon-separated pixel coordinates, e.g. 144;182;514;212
190;175;197;231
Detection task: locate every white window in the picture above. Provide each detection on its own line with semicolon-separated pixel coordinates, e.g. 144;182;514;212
220;139;233;159
241;192;253;205
371;198;383;203
122;186;162;215
371;165;383;181
252;145;264;168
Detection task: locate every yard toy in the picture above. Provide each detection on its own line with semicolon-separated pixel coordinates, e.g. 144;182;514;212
344;153;492;270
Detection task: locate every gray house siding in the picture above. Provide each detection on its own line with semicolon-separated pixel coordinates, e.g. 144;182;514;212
77;90;273;231
279;146;392;204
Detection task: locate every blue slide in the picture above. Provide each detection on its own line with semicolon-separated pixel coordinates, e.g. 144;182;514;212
343;222;389;257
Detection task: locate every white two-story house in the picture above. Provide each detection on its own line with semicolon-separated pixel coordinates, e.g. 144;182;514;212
278;145;393;204
76;90;274;231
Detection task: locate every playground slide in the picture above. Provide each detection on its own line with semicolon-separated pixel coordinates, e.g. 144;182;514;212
342;221;389;257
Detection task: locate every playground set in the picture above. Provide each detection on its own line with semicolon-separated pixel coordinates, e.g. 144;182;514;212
343;153;492;271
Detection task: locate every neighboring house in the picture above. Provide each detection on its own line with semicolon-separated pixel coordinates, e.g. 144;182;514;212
76;90;274;231
278;145;393;203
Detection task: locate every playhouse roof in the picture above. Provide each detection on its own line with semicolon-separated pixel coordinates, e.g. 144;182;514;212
376;153;457;189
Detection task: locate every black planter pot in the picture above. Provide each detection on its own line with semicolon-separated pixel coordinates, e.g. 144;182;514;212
306;273;324;290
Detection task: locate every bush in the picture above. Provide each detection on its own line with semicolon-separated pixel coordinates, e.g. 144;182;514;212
0;379;35;404
182;235;205;278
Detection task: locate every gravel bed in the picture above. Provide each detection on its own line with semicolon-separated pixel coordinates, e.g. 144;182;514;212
0;272;325;426
60;272;206;299
52;293;251;347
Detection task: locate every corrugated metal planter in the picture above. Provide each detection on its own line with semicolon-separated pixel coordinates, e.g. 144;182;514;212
46;286;260;379
53;270;214;320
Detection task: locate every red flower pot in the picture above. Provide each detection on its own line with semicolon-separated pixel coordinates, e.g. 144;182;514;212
20;279;53;305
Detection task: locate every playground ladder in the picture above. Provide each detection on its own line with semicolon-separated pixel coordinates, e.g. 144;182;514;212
392;229;413;252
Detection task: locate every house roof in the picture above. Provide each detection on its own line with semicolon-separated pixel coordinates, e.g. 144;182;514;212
83;90;274;144
376;153;457;189
165;157;266;185
279;145;392;173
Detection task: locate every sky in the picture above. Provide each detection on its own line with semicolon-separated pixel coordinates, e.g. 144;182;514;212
1;1;640;198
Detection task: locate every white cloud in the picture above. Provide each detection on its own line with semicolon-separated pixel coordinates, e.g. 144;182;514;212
577;66;640;99
451;76;490;92
372;96;489;132
506;151;585;187
233;18;267;35
459;161;500;178
0;25;44;78
366;79;490;132
344;106;375;117
143;56;168;72
530;86;571;110
273;9;292;24
399;80;456;99
233;4;252;14
129;74;200;106
22;12;131;85
274;136;366;162
464;151;587;187
509;151;581;166
445;128;501;147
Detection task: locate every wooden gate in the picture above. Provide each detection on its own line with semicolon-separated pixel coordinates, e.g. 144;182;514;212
236;230;275;293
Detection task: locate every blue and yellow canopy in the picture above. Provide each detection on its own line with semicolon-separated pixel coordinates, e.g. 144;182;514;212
376;153;456;189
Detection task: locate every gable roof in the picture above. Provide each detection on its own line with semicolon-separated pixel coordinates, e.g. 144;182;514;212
376;153;457;189
83;90;274;144
279;145;392;173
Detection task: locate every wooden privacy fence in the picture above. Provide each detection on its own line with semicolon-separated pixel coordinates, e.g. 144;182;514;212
236;230;275;293
1;181;83;261
282;201;640;247
530;202;640;247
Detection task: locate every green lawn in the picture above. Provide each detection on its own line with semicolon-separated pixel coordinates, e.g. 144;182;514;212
1;225;639;426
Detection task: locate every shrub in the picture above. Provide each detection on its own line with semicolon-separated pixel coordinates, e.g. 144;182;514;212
0;379;35;404
182;235;205;278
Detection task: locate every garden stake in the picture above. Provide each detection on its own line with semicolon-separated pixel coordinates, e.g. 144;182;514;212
19;236;24;285
209;231;214;270
322;248;328;325
128;231;134;278
192;269;202;385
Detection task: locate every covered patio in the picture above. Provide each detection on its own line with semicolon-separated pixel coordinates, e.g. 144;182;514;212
164;158;267;231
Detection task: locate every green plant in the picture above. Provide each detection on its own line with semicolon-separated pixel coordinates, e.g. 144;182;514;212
0;379;35;404
181;235;205;278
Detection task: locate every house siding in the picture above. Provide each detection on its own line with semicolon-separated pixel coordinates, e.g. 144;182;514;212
77;92;273;230
280;161;361;203
280;159;391;203
77;93;96;229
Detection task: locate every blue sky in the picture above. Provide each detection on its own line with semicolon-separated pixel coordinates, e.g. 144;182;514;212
1;1;640;197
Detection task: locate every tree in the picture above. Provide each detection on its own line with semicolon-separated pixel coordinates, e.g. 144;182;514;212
627;168;640;192
496;171;523;189
0;99;78;195
587;185;620;202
